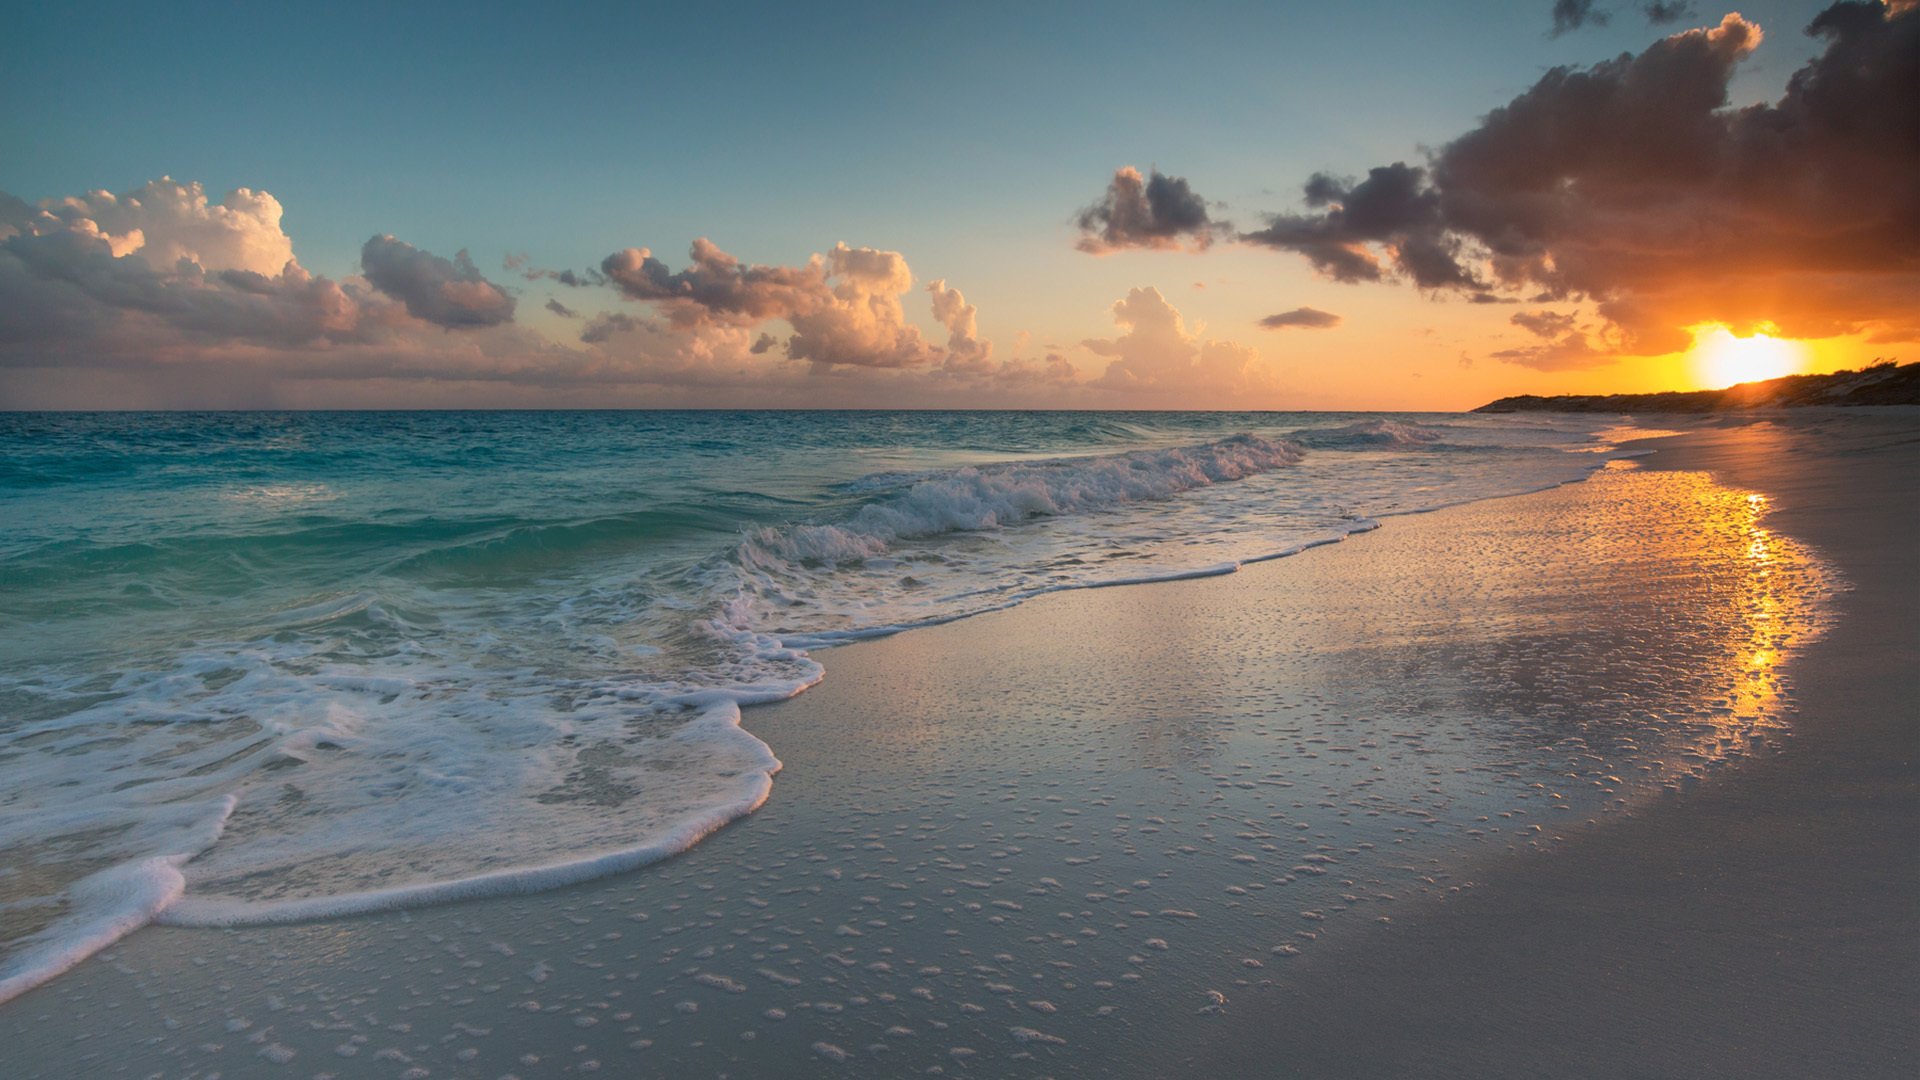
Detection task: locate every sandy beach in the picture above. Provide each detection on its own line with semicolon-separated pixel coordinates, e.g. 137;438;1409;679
1176;410;1920;1078
2;410;1913;1079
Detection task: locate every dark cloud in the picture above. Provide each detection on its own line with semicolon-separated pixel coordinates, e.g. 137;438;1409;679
1511;309;1578;338
505;253;601;287
1259;306;1343;330
360;236;516;328
580;311;644;343
1243;4;1920;357
599;239;823;324
1243;163;1480;288
1641;1;1693;25
1490;331;1610;370
749;332;779;355
1551;0;1611;37
1495;309;1614;370
549;268;596;287
0;191;33;231
1075;167;1223;253
544;297;578;318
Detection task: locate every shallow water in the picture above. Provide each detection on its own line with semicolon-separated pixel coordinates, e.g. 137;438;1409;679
0;459;1834;1077
0;411;1692;1000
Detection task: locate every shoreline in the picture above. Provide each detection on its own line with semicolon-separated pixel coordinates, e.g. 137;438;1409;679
1;412;1910;1078
0;419;1588;992
1175;410;1920;1078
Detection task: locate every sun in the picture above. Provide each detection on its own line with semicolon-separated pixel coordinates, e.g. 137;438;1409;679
1690;326;1807;389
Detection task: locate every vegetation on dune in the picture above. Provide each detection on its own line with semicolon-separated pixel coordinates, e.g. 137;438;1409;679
1475;361;1920;413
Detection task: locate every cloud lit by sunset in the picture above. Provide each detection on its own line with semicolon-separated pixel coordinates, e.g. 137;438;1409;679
1;2;1913;409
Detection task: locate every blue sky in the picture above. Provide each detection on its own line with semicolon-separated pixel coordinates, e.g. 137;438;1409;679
4;1;1827;273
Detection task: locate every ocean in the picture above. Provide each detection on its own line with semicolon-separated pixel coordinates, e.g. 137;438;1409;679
0;410;1742;1000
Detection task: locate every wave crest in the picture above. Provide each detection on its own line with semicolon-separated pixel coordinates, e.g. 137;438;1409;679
1295;419;1445;449
741;434;1303;566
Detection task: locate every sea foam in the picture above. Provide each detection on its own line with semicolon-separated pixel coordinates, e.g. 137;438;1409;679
740;435;1303;564
1291;418;1446;448
0;413;1641;1003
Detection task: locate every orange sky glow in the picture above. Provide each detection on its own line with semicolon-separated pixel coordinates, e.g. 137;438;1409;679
0;3;1912;411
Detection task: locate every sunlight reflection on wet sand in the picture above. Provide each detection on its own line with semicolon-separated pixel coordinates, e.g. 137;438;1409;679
0;461;1838;1078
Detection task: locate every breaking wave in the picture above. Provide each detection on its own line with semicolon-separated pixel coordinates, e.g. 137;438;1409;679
0;413;1639;1004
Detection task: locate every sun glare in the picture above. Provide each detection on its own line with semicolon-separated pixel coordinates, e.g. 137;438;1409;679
1690;326;1808;389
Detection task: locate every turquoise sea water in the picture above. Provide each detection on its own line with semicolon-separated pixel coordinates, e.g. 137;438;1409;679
0;409;1656;1000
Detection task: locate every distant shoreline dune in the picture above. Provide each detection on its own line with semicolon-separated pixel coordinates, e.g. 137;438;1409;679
1476;360;1920;413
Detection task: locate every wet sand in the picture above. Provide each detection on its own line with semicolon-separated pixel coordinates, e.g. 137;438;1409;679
0;411;1909;1078
1177;410;1920;1078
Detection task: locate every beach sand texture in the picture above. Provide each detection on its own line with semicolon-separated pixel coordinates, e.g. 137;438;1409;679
1178;411;1920;1078
2;410;1912;1079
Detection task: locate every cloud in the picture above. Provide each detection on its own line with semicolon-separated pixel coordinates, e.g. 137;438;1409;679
0;191;33;232
1241;3;1920;357
594;238;940;369
1;186;370;351
16;177;298;277
1242;163;1478;288
1641;1;1693;25
927;347;1082;392
1083;287;1277;401
1490;332;1611;370
1493;309;1615;369
1075;167;1223;253
1551;0;1611;37
0;178;586;405
580;311;646;343
918;302;1077;390
4;190;1228;407
786;244;937;369
360;235;516;328
996;352;1080;387
1510;309;1577;338
598;238;823;325
526;266;598;287
6;179;1071;407
1259;306;1343;330
928;279;992;371
6;180;1294;408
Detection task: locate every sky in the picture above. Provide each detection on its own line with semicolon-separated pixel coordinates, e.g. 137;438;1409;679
1;0;1913;410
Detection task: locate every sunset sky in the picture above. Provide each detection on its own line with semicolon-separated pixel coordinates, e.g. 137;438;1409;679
2;0;1913;410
